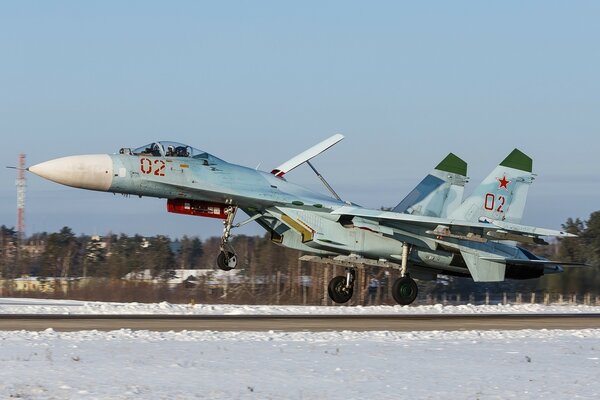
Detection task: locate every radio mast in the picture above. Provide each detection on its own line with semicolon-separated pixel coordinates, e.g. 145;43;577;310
16;154;26;243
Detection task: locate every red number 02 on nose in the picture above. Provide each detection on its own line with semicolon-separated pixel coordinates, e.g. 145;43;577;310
139;158;166;176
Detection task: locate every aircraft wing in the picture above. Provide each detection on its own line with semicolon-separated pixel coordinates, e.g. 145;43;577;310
271;134;344;177
331;205;576;240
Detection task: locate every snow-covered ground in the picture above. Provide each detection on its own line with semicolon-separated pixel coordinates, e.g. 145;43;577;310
0;328;599;399
2;299;600;399
2;297;600;315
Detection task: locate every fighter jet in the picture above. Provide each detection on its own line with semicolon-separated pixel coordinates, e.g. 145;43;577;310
27;135;580;305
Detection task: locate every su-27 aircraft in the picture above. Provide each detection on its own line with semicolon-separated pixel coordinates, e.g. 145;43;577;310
27;135;581;305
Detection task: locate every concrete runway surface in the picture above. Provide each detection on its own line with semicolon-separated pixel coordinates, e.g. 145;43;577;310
0;314;599;331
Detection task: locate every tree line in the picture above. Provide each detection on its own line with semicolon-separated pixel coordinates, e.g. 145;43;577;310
0;211;599;302
0;226;206;279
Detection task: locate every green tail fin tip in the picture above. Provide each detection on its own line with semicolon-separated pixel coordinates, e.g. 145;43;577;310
500;149;533;172
435;153;467;176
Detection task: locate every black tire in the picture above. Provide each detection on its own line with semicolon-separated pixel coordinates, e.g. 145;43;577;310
328;276;354;304
217;251;237;271
392;276;418;305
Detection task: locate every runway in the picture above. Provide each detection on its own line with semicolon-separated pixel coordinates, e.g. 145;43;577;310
1;314;599;331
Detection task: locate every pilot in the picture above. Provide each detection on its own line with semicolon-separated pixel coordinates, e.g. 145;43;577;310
151;143;161;157
166;145;175;157
176;146;190;157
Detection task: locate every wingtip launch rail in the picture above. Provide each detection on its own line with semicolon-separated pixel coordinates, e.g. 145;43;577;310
271;133;344;177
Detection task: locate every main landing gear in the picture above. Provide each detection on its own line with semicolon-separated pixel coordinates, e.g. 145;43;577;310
392;275;418;305
216;205;238;271
325;242;419;305
391;242;418;305
326;269;418;305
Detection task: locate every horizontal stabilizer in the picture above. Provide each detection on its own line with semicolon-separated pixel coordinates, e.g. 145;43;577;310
484;219;577;238
272;134;344;177
480;257;589;267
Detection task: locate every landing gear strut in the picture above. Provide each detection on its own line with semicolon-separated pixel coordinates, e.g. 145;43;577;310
392;242;418;305
216;205;238;271
328;268;356;304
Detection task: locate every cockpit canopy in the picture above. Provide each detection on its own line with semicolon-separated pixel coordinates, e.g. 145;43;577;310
119;141;223;163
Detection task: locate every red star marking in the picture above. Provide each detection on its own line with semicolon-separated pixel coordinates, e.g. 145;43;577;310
498;175;510;190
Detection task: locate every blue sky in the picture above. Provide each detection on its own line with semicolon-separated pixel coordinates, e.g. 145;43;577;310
1;1;599;239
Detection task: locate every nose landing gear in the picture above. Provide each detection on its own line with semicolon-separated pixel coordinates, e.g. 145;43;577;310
217;250;238;271
217;205;239;271
327;268;356;304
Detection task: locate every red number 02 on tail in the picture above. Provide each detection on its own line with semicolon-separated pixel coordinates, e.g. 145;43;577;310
484;193;506;213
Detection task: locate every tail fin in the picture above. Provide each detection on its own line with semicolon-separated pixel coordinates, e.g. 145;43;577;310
394;153;468;218
449;149;534;224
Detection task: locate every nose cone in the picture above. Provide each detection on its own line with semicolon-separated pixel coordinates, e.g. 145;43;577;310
29;155;113;191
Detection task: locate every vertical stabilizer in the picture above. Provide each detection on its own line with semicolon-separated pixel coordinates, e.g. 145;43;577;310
449;149;534;224
394;153;468;218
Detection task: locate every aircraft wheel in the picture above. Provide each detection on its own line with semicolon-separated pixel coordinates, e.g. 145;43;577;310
217;251;237;271
328;276;354;304
392;276;418;305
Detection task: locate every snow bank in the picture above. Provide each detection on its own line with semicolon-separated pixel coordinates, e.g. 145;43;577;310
5;327;600;342
1;298;600;315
